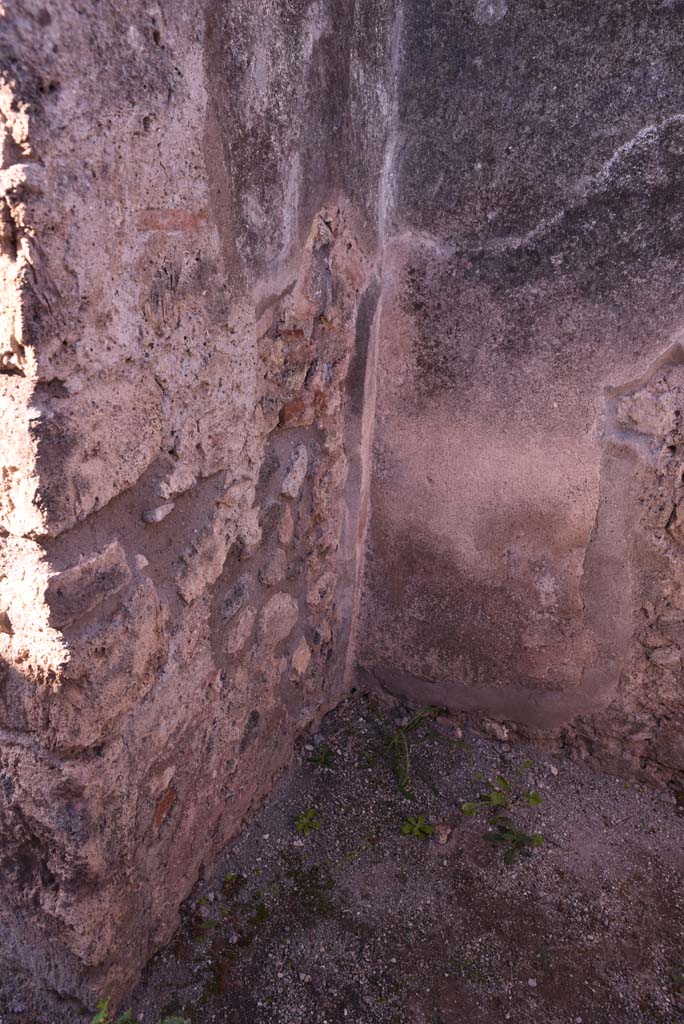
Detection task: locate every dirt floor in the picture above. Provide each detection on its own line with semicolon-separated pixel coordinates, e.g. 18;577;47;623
4;693;684;1024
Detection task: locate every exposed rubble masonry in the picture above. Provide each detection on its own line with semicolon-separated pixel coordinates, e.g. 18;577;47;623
1;0;684;1015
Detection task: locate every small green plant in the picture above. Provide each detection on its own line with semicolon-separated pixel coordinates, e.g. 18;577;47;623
461;769;544;865
252;901;269;926
295;807;322;836
309;743;335;768
483;816;543;865
91;1000;189;1024
384;706;446;798
92;1002;113;1024
90;1002;158;1024
193;918;220;941
401;814;435;840
673;969;684;994
461;773;542;817
91;1001;138;1024
222;870;246;898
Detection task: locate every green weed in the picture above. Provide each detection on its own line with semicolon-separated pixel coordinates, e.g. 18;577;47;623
482;816;543;865
384;706;447;798
193;918;220;941
401;814;435;840
222;871;247;899
92;1001;113;1024
91;998;190;1024
294;807;322;836
461;769;544;864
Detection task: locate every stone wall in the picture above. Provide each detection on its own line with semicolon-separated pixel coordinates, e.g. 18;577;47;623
3;0;684;1015
0;0;394;1011
358;0;684;789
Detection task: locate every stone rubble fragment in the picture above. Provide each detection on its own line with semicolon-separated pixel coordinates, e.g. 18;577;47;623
280;443;309;499
47;542;131;622
258;548;288;587
142;503;175;524
159;462;197;500
223;575;252;621
277;503;295;546
292;636;311;675
258;593;299;646
225;605;257;655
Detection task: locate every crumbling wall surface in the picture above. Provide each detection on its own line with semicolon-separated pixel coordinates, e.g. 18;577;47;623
0;0;394;1013
358;0;684;789
6;0;684;1013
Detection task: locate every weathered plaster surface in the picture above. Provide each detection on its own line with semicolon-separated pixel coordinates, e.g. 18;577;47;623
2;0;684;1015
358;0;684;787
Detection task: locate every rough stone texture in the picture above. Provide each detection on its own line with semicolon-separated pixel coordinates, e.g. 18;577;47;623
0;0;395;1013
358;0;684;789
3;0;684;1016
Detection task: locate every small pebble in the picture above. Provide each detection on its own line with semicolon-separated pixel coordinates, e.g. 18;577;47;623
528;978;537;988
142;502;174;524
435;822;453;845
